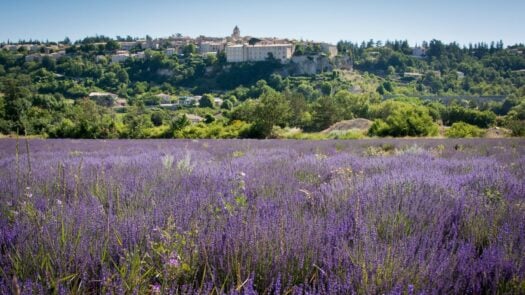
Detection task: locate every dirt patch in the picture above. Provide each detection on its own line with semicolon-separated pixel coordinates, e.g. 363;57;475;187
322;118;374;133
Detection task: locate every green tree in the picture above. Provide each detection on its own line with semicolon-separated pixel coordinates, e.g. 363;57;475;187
368;101;438;137
312;96;340;131
151;112;164;126
251;90;290;138
199;94;215;108
1;77;32;133
445;122;486;138
221;100;234;110
105;40;120;52
320;82;333;96
183;44;197;56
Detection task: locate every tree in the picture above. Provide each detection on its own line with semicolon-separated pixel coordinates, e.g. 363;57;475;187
165;114;190;137
221;100;234;110
426;39;445;59
41;56;56;71
199;94;215;108
105;40;120;52
151;112;164;126
1;77;32;133
320;82;333;96
251;90;290;138
333;90;370;118
368;101;438;137
204;114;215;124
387;66;396;76
442;105;496;128
312;96;340;131
268;73;285;91
183;44;197;56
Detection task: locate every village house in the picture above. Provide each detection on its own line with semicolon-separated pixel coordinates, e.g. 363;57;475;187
185;114;204;123
119;41;139;51
164;47;182;56
199;42;226;55
179;96;200;107
111;51;130;63
88;92;118;107
412;47;427;58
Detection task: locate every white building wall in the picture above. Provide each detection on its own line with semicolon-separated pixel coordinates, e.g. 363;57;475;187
226;44;293;63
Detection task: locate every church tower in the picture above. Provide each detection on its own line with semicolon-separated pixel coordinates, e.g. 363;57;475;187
232;26;241;40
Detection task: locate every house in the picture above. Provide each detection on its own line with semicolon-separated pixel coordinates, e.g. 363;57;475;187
131;52;145;59
111;51;130;63
185;114;204;123
24;50;66;62
159;103;177;109
164;48;178;56
412;47;426;58
2;45;19;51
199;42;225;54
214;97;224;106
119;41;139;51
49;50;66;60
179;96;200;107
25;54;41;62
89;92;118;107
404;72;423;79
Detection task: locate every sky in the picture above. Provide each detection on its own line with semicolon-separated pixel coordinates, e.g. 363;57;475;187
0;0;524;46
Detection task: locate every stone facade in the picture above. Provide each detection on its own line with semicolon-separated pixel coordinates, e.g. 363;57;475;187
226;44;293;63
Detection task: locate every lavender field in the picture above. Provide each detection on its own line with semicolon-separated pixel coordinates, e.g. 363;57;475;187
0;139;524;294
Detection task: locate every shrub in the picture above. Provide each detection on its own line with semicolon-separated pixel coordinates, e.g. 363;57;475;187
442;105;496;128
445;122;486;138
506;120;525;137
368;102;438;137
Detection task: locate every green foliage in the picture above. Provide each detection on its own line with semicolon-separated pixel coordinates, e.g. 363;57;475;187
506;120;525;136
368;101;438;137
250;90;291;138
220;99;233;110
442;105;496;128
199;94;215;108
150;111;164;126
0;77;32;133
0;37;524;139
445;122;487;138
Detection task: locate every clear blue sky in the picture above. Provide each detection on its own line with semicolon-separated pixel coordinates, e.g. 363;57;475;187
1;0;523;46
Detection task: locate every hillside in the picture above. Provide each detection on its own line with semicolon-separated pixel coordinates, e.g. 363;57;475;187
0;38;524;139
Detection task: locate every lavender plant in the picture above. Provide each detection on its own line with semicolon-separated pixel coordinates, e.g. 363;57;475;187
0;138;524;294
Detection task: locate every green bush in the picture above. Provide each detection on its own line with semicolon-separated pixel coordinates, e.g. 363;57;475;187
506;120;525;137
445;122;486;138
442;105;496;128
368;101;438;137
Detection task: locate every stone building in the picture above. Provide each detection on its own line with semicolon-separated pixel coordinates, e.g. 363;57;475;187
226;43;293;63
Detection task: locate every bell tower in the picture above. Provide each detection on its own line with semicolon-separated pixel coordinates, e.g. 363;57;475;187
232;26;241;40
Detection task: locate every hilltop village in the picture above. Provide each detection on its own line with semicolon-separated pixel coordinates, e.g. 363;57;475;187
0;27;524;139
2;27;349;73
